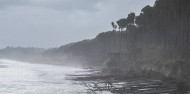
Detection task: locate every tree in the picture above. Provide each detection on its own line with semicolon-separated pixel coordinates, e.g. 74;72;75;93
117;18;128;31
127;12;135;25
135;13;144;28
111;22;117;31
116;13;136;31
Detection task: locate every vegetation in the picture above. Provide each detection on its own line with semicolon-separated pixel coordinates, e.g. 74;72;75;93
0;0;190;87
45;0;190;83
0;46;44;60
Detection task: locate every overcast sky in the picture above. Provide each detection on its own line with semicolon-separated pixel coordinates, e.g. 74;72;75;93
0;0;155;48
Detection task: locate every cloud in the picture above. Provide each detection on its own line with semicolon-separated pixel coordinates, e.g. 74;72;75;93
0;0;105;12
0;0;156;48
0;0;26;8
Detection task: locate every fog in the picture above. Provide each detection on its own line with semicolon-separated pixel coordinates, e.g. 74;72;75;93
0;0;189;94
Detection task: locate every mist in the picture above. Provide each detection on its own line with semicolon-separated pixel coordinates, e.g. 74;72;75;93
0;0;190;94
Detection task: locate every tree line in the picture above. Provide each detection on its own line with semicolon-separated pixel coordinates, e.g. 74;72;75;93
110;0;190;50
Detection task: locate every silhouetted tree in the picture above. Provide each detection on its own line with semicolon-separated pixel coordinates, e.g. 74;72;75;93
111;22;117;31
117;18;127;31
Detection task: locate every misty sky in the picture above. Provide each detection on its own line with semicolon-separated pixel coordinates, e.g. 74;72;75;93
0;0;155;48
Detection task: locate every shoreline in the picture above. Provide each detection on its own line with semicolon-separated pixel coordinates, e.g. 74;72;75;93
1;58;190;93
68;69;189;94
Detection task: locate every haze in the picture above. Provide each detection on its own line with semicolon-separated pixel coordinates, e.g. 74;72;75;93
0;0;155;48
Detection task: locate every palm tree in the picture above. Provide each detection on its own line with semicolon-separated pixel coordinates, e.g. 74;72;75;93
111;22;117;31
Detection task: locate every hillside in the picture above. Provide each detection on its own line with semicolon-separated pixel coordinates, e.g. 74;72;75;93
43;0;190;83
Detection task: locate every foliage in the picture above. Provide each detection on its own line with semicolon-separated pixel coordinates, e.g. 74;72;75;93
42;0;190;81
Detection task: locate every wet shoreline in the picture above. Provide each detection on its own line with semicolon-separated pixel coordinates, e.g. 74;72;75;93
68;70;189;94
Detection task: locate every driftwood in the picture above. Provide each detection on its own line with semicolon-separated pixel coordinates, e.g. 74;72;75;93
68;70;189;94
81;80;178;94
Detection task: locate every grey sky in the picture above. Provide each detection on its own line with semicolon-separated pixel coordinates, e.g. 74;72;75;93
0;0;155;48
